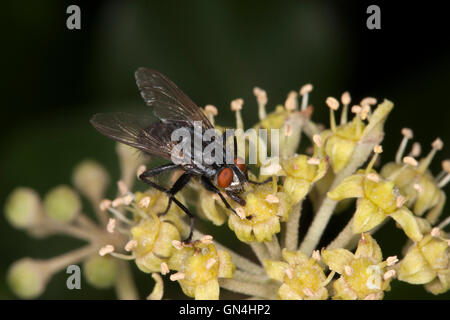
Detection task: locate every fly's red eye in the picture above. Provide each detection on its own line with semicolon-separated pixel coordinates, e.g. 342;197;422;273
234;157;247;173
217;167;233;188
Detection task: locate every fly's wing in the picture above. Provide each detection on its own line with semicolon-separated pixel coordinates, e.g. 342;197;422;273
135;67;214;130
90;112;181;160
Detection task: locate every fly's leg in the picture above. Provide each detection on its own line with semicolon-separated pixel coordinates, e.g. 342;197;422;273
140;170;195;243
225;190;246;206
158;172;192;217
139;164;181;184
139;163;180;213
200;176;243;214
170;196;195;243
248;177;272;185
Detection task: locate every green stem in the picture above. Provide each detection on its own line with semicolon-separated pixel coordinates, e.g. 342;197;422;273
32;221;97;242
45;244;97;274
218;278;277;299
249;242;271;265
233;270;270;284
283;202;302;251
265;236;281;260
115;260;138;300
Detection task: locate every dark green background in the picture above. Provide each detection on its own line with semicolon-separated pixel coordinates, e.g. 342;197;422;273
1;0;450;299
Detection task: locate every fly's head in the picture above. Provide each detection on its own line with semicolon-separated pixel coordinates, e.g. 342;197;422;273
215;157;248;194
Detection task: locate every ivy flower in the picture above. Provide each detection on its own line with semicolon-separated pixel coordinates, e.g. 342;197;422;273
264;249;329;300
168;240;234;300
197;187;228;226
281;152;328;205
319;98;392;173
322;234;397;300
327;146;423;241
228;184;291;242
129;194;182;273
397;231;449;292
381;135;447;224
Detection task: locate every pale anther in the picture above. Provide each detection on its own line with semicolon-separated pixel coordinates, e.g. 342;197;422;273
106;218;116;233
99;245;114;256
170;272;185;281
326;97;339;110
265;194;280;204
205;258;217;270
125;240;138;252
386;256;398;267
160;262;169;275
231;98;244;111
299;83;313;96
341;91;351;105
403;156;418;167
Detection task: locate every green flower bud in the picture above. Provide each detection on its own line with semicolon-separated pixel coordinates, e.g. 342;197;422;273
7;258;48;299
43;185;81;222
4;188;42;229
72;159;109;202
83;255;118;289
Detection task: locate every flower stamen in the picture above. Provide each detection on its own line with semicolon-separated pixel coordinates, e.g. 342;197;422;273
340;91;351;124
205;258;217;270
366;145;383;173
386;256;399;267
138;196;151;209
396;195;406;208
303;288;315;297
100;199;112;211
160;262;169;275
172;240;183;250
312;250;321;261
285;91;298;112
344;265;354;276
204;105;218;126
200;234;214;244
408;142;421;158
326;97;339;132
106;218;116;233
124;239;138;252
383;269;396;281
299;83;313;111
418;138;444;174
395;128;413;163
99;245;114;256
253;87;268;120
231;98;244;130
285;267;294;279
170;272;185;281
437;159;450;187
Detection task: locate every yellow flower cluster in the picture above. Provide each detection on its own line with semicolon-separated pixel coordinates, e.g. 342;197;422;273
322;234;396;300
398;232;449;294
264;249;329;300
328;168;423;241
168;241;235;299
228;184;291;242
5;78;450;301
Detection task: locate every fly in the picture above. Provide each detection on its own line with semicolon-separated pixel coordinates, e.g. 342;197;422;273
91;68;268;242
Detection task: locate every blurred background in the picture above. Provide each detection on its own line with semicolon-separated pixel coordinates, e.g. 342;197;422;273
1;0;450;299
